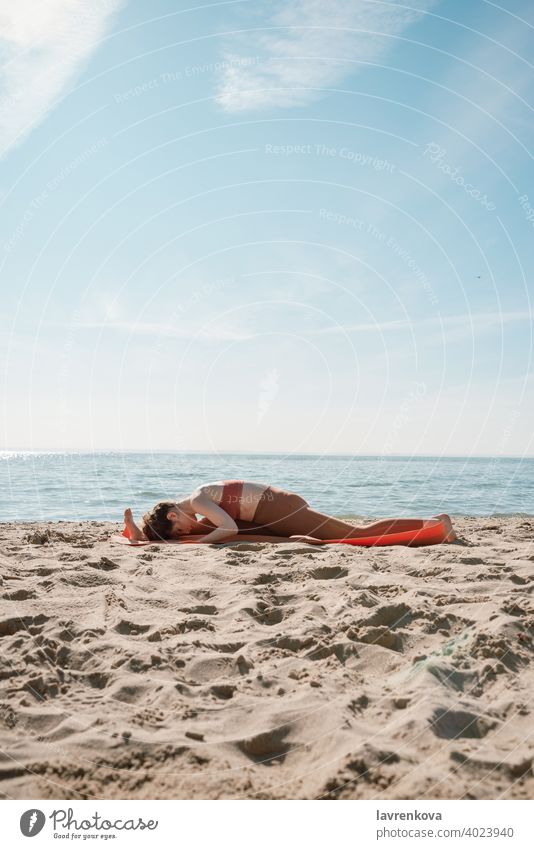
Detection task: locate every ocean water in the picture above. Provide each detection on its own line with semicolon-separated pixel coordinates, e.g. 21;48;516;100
0;452;532;522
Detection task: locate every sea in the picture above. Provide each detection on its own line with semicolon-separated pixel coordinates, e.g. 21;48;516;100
0;452;532;522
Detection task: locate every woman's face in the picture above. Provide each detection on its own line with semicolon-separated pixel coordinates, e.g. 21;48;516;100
166;504;195;536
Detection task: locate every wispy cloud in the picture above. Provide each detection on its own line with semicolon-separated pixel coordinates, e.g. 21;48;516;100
424;309;534;344
216;0;434;112
312;318;410;334
0;0;123;158
72;308;532;343
309;309;533;339
71;319;253;342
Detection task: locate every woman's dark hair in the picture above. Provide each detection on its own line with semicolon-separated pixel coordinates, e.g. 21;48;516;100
142;501;177;541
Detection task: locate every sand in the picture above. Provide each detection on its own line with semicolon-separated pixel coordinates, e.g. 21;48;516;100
0;517;533;800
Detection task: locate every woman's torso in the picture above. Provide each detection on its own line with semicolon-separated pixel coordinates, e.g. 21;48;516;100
191;480;270;521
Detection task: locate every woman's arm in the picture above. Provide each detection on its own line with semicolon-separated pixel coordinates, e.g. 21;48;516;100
188;493;239;543
288;535;325;545
216;533;298;543
179;533;310;544
132;533;324;546
197;517;288;535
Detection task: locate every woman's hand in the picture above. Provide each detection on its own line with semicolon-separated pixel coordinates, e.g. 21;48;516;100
289;534;325;545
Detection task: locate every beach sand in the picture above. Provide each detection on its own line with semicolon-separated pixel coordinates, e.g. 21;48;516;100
0;517;533;800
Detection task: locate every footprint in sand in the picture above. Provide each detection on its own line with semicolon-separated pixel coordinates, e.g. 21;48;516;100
362;602;413;629
22;673;61;700
88;557;119;571
310;565;349;580
108;680;151;704
210;683;236;699
32;566;57;576
57;552;89;562
147;619;215;641
271;635;316;652
242;604;285;626
253;573;283;585
429;707;497;739
305;641;358;663
187;655;249;683
236;724;293;762
61;571;115;588
273;547;317;558
347;625;402;652
0;614;47;638
2;588;36;600
114;620;151;636
198;640;246;654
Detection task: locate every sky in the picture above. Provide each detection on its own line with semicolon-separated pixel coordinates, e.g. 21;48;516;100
1;0;533;457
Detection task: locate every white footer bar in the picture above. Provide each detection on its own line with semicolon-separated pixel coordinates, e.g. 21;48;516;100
3;799;533;849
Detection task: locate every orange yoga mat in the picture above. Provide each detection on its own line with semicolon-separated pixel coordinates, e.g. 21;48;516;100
323;518;448;546
114;518;448;547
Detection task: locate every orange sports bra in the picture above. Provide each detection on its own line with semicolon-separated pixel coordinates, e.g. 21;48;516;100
220;479;245;520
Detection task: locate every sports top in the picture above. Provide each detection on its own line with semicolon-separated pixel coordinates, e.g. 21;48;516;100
191;480;270;521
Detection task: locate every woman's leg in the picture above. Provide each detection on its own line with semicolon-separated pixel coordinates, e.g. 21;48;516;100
253;487;431;540
302;512;456;543
253;488;457;542
269;506;427;540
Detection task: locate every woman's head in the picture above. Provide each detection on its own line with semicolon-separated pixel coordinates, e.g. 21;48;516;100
142;501;194;541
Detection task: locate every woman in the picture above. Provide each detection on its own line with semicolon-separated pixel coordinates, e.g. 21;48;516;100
124;479;457;545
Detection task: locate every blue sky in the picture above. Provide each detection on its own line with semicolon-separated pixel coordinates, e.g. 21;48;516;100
1;0;533;456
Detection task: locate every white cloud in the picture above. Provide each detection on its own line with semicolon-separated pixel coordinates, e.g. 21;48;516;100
72;308;532;344
312;317;410;334
418;309;533;344
308;309;533;338
72;319;253;341
216;0;434;112
0;0;123;157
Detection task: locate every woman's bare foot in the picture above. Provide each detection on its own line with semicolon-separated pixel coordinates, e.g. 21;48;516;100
434;513;457;543
124;508;146;542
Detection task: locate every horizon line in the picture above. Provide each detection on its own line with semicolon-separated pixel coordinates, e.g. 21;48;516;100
1;449;533;460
